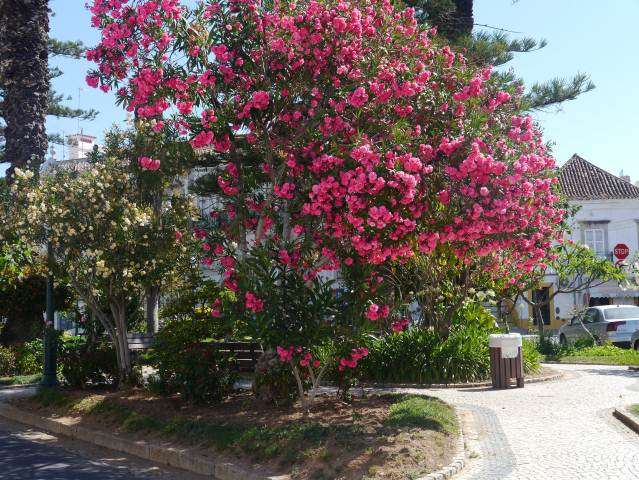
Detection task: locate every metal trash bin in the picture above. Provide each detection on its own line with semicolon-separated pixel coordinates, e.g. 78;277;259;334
489;334;524;389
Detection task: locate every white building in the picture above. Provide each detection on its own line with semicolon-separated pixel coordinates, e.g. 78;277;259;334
40;133;97;174
514;154;639;331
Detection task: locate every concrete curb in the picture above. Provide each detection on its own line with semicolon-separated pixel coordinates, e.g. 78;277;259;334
341;370;563;390
0;383;39;391
0;403;288;480
417;408;465;480
613;407;639;435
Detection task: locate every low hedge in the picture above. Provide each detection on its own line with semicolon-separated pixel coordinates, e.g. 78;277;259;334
359;326;491;384
359;327;540;384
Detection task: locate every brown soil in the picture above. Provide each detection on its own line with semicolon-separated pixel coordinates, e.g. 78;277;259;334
16;389;457;480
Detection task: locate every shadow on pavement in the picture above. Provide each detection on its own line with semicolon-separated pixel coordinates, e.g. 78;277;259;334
0;429;139;480
579;368;639;378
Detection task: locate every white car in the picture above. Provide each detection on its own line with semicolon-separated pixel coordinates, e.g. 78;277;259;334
558;305;639;348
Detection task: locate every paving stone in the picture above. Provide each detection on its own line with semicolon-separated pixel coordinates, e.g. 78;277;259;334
405;364;639;480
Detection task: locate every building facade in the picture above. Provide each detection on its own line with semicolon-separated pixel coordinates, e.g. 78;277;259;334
513;154;639;331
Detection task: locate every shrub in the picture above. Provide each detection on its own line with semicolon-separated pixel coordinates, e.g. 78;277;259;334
536;333;563;356
149;318;238;403
253;351;300;406
433;325;492;383
154;343;237;403
58;336;119;388
522;340;541;374
0;346;17;376
563;343;638;358
15;338;43;375
360;325;491;384
537;333;595;358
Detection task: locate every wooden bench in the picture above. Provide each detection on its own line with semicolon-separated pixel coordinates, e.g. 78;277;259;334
127;333;155;352
211;341;263;372
126;335;262;372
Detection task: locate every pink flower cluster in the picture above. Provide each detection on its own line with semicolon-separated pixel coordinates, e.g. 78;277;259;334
338;347;369;371
276;346;321;368
244;292;264;313
138;156;160;171
366;303;390;321
391;318;410;333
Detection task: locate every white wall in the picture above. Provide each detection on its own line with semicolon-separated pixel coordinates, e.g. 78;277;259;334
568;199;639;255
545;198;639;323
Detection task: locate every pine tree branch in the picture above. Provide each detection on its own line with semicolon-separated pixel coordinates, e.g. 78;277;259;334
47;90;98;120
48;38;85;59
47;102;98;120
526;73;596;111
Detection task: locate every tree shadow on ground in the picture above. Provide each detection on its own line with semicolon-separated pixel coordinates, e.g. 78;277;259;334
580;368;639;378
0;428;142;480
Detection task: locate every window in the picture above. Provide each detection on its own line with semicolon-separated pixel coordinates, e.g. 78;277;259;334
603;307;639;320
584;228;606;256
583;309;597;323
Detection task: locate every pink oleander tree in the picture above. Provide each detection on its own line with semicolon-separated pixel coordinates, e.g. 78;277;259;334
87;0;564;408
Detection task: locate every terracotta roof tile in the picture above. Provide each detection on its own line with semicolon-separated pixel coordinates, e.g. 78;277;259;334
559;154;639;200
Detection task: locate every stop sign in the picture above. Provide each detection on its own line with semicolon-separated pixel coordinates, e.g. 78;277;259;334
614;243;630;260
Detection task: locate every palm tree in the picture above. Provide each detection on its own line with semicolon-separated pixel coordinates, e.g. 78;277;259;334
0;0;50;179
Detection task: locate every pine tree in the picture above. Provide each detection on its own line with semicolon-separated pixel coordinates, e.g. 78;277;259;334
0;2;97;175
405;0;594;110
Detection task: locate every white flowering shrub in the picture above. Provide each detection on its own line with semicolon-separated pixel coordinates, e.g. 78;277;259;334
5;160;197;385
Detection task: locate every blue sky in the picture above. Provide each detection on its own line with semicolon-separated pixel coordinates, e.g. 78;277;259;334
3;0;639;182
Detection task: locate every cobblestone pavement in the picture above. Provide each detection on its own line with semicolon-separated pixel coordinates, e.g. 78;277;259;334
413;364;639;480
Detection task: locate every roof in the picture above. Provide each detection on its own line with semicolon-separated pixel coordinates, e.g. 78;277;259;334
559;154;639;200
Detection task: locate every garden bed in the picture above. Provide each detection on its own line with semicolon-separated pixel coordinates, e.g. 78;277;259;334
14;388;458;480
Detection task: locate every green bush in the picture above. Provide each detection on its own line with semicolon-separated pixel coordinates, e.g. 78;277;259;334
563;343;639;359
252;351;300;406
15;338;43;375
522;340;541;374
360;324;491;384
149;317;238;403
0;346;17;376
58;336;119;388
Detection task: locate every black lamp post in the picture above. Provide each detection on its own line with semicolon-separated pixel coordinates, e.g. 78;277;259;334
39;240;59;387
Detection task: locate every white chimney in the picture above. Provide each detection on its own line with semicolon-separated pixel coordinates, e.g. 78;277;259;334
67;133;96;160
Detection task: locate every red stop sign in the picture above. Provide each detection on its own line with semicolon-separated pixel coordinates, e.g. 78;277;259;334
614;243;630;260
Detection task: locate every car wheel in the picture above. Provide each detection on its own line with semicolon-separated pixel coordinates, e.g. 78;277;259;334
559;334;567;346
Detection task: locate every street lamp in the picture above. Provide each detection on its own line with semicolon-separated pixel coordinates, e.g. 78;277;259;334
39;240;59;387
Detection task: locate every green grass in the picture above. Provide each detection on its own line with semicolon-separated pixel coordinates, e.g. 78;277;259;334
629;404;639;418
29;391;456;465
385;395;458;434
542;344;639;366
32;388;75;407
0;374;41;386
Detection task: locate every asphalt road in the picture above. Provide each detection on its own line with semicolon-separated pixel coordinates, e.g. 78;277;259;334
0;387;203;480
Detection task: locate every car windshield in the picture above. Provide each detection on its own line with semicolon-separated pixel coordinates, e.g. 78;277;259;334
603;307;639;320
